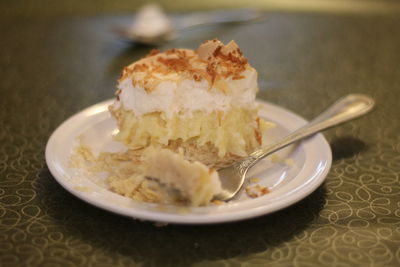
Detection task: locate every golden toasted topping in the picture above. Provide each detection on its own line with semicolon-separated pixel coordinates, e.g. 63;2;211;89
118;39;250;93
254;117;263;145
115;89;122;101
146;49;160;57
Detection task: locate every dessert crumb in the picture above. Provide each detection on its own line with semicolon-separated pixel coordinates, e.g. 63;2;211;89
270;155;295;167
249;177;261;183
285;158;295;167
211;199;225;205
245;184;270;198
270;154;281;163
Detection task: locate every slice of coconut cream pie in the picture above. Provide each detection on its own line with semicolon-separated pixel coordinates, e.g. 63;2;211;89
104;39;273;206
109;39;271;169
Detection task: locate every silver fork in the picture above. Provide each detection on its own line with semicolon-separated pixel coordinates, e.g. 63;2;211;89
214;94;375;201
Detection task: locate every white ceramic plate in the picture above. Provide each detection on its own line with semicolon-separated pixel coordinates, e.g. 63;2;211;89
45;99;332;224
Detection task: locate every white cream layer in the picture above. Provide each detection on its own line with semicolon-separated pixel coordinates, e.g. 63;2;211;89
113;68;258;118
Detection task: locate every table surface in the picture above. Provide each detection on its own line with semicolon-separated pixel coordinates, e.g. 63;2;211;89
1;1;400;266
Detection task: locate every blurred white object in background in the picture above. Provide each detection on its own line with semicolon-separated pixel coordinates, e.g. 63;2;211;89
130;4;173;41
113;4;263;45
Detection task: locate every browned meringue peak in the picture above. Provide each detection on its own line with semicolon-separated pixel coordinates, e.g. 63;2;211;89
197;39;242;61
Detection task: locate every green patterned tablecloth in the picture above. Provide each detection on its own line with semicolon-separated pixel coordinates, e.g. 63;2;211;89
1;1;399;266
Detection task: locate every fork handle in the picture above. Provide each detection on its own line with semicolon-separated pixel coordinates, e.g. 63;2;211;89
177;8;264;30
248;94;375;167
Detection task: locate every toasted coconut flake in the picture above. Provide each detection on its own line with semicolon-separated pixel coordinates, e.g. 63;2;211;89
245;184;270;198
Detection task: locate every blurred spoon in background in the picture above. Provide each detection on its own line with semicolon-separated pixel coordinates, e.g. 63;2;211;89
113;4;265;45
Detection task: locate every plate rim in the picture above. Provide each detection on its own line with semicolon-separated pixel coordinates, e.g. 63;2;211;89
45;99;332;224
